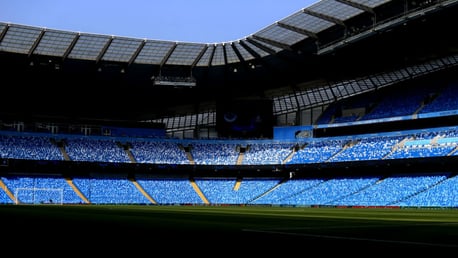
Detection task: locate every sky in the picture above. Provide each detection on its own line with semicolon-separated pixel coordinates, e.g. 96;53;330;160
0;0;318;44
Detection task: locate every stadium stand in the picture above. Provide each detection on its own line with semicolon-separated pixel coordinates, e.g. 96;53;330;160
2;0;458;209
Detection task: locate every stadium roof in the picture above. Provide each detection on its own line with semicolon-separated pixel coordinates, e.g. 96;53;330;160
0;0;392;66
1;0;458;122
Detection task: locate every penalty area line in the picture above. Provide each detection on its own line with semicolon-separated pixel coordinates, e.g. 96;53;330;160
241;228;458;248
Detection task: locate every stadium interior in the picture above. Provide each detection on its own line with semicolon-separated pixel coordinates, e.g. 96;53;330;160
2;0;458;209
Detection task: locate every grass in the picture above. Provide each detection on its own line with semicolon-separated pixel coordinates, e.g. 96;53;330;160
2;204;458;254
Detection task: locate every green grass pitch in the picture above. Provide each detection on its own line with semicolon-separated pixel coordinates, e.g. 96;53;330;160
2;204;458;254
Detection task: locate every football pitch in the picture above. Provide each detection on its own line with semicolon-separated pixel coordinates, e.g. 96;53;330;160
2;204;458;254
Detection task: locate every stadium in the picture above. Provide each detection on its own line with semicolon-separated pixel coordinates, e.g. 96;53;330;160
2;0;458;251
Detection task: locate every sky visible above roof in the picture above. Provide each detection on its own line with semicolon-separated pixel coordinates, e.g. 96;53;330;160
0;0;318;44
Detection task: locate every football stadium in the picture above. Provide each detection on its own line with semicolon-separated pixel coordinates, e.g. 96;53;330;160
2;0;458;252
